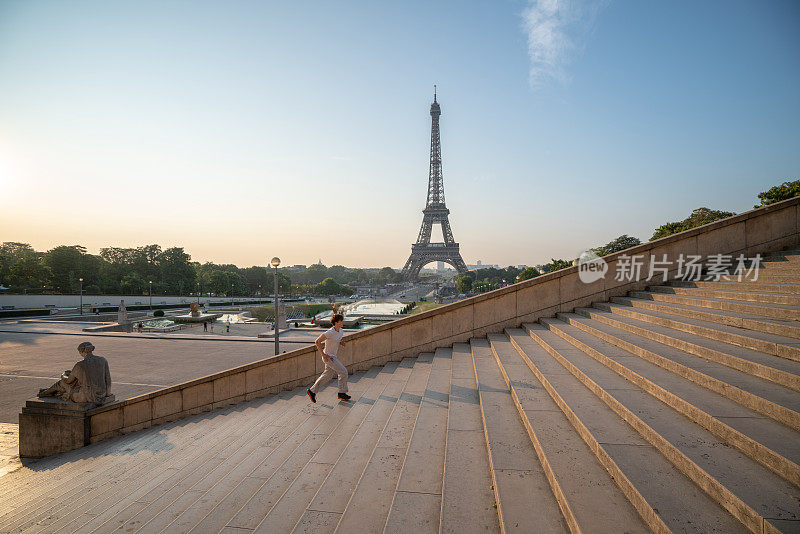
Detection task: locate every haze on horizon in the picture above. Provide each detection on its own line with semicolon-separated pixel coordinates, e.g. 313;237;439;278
0;1;798;270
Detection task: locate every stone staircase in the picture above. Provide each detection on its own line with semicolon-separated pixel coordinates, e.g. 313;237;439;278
0;249;798;533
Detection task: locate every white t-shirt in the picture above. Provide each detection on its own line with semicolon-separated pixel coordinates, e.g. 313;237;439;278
323;326;344;358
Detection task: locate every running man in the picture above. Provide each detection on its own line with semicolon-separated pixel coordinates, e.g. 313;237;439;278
307;314;351;402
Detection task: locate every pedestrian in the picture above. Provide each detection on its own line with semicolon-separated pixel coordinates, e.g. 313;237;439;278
203;321;208;332
307;314;350;402
226;319;230;333
210;320;214;332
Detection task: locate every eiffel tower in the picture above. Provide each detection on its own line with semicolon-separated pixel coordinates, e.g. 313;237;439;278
401;88;469;280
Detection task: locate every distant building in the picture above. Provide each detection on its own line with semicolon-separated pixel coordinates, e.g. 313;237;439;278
466;261;500;270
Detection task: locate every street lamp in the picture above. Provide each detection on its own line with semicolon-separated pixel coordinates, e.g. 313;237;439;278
149;280;153;310
79;278;83;315
270;257;281;354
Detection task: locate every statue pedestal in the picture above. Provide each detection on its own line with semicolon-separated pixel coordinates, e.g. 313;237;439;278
19;395;115;458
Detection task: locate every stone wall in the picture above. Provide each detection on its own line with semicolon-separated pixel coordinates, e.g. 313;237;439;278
20;197;800;457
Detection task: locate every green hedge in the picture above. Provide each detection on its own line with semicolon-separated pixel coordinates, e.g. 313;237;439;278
0;309;52;318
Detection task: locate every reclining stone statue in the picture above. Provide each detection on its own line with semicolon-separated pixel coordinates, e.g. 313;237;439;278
38;341;113;406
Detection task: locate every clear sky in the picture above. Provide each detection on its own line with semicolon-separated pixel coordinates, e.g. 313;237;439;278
1;0;798;269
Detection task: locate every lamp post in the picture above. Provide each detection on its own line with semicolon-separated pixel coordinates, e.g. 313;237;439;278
79;278;83;315
270;257;281;354
149;280;153;310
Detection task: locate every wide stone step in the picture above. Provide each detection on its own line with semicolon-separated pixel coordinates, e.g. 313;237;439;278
52;371;380;534
383;348;452;534
744;273;800;284
572;307;800;391
761;249;800;263
239;359;412;534
0;402;236;517
516;323;748;533
191;362;401;534
758;262;800;272
240;358;423;534
649;285;800;306
530;320;800;534
49;393;317;534
127;367;389;534
555;312;800;432
488;332;651;533
1;387;310;533
670;279;800;295
334;351;445;534
594;301;800;363
0;383;274;506
629;290;800;323
532;320;800;487
611;295;800;340
438;343;500;534
471;338;567;534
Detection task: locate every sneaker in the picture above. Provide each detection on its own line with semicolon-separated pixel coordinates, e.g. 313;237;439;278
337;392;352;401
306;389;316;404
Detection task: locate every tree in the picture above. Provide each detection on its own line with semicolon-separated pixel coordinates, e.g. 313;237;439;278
120;272;147;295
158;247;195;295
327;265;348;283
755;180;799;208
0;243;32;287
353;269;370;285
305;263;329;284
591;235;642;257
313;277;351;296
455;275;473;293
473;277;500;293
0;242;51;290
242;266;269;295
131;244;162;282
43;245;89;292
541;258;572;274
650;207;736;241
504;265;521;283
517;267;540;282
8;245;50;290
99;247;136;294
266;271;292;294
375;267;400;286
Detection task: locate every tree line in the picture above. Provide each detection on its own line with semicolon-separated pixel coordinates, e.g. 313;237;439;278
0;243;402;297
